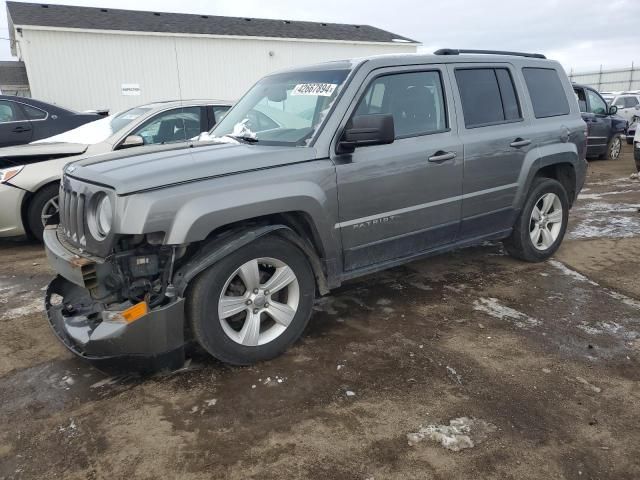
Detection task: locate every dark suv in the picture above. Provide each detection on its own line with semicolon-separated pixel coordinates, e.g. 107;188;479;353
44;50;587;370
573;84;628;160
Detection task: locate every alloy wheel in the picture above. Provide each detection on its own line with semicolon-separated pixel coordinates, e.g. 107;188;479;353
41;195;60;226
218;257;300;346
610;137;621;160
529;193;563;250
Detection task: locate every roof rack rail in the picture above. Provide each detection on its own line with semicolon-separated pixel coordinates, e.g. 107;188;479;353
434;48;546;59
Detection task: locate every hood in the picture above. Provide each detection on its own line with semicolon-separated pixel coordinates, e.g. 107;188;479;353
0;143;88;168
68;142;318;195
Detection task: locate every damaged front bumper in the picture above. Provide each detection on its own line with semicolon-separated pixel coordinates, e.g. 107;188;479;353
43;227;186;371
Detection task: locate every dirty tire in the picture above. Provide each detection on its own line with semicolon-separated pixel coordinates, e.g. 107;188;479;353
606;134;622;160
27;183;59;242
186;235;315;365
504;177;569;262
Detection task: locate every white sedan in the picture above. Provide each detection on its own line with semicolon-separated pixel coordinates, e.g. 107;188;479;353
0;99;231;240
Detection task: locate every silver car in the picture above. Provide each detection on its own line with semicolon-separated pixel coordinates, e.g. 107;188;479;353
0;99;231;240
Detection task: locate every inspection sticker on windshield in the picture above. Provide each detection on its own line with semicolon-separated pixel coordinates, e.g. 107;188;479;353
292;83;337;96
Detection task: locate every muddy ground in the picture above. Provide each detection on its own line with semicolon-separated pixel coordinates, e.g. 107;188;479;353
1;148;639;480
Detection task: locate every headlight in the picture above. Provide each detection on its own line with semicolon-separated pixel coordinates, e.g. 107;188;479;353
0;165;24;183
88;193;113;239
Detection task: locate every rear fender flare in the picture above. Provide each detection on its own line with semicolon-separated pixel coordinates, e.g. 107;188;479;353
514;143;579;209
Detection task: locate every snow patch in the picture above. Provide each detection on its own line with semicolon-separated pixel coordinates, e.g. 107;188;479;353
446;366;463;384
577;321;639;340
548;261;597;285
260;375;286;386
0;297;44;320
578;190;636;200
570;201;640;239
549;261;640;309
473;297;541;328
407;417;497;451
575;376;601;393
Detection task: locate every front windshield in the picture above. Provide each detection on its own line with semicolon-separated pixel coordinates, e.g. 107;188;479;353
210;69;350;146
32;107;152;145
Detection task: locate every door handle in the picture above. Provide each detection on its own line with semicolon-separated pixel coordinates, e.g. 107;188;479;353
428;151;456;163
510;138;531;148
12;126;31;133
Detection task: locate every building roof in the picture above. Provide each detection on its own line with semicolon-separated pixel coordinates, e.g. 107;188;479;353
6;2;419;44
0;61;29;86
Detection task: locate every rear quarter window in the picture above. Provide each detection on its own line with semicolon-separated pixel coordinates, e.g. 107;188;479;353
522;67;570;118
22;104;47;120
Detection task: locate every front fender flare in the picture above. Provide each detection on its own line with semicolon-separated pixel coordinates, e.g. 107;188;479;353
173;225;329;296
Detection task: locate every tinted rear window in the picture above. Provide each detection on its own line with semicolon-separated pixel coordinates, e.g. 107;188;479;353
454;68;521;128
522;68;570;118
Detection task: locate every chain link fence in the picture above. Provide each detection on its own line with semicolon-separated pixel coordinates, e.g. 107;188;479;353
568;64;640;92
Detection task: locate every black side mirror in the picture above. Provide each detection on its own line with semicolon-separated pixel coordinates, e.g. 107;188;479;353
338;114;395;154
608;105;618;115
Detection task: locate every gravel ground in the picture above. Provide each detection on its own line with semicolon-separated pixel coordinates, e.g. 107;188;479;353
0;148;639;480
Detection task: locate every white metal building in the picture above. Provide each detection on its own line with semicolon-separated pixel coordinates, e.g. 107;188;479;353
6;2;419;112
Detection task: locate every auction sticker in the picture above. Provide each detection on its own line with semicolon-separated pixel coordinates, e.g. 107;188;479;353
292;83;337;96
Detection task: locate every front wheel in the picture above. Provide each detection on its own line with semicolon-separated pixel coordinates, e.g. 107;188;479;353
504;178;569;262
186;235;315;365
607;134;622;160
26;183;60;242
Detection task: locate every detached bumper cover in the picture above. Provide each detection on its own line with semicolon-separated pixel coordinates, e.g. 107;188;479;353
44;227;186;369
45;276;186;369
46;275;185;357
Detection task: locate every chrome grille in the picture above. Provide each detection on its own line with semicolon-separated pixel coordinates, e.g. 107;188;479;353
59;186;87;246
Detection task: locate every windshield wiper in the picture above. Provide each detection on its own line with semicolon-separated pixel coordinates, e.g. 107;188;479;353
225;134;259;144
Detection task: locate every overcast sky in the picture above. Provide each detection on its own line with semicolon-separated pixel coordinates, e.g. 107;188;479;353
1;0;639;73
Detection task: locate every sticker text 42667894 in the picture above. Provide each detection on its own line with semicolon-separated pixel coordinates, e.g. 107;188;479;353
291;83;338;96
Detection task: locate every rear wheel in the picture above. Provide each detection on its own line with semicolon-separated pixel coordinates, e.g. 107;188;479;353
26;183;60;242
504;177;569;262
186;235;315;365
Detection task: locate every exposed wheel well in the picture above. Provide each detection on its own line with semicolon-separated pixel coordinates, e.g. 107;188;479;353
20;180;60;237
535;163;577;206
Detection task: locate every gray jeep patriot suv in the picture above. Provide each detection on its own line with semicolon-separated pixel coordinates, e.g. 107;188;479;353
44;49;587;370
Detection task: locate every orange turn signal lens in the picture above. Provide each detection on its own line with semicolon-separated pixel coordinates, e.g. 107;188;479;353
121;301;149;323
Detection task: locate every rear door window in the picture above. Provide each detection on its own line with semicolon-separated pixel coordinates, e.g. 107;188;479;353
454;67;522;128
624;96;639;108
0;100;26;123
522;67;570;118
